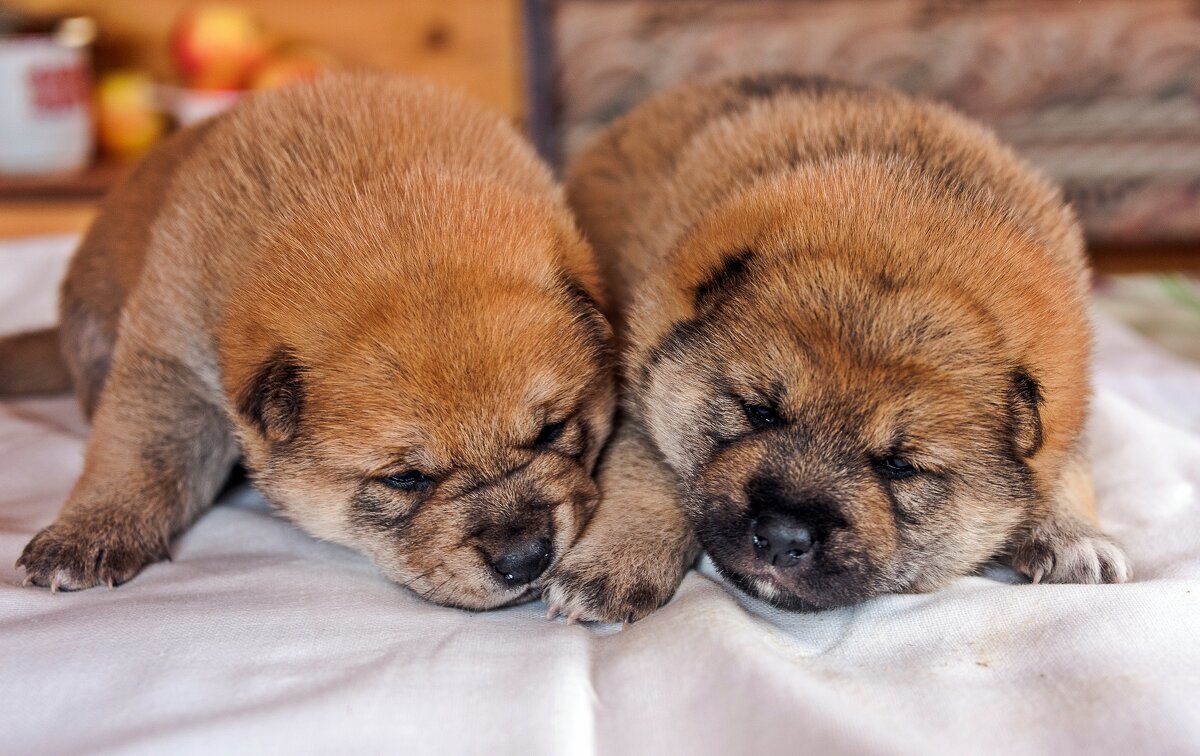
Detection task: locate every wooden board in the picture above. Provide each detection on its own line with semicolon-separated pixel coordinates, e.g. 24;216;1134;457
0;161;129;200
0;201;96;238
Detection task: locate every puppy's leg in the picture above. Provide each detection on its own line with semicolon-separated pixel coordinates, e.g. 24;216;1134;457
17;345;238;590
543;418;699;622
1007;447;1131;584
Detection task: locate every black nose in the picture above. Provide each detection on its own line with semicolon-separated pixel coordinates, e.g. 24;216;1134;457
751;513;814;568
490;538;551;587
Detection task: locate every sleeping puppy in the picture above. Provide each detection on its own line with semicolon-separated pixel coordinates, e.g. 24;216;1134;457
6;74;615;609
545;73;1129;622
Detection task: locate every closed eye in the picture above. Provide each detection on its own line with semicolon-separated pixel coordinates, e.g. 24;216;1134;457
378;470;435;491
873;456;919;480
534;419;567;448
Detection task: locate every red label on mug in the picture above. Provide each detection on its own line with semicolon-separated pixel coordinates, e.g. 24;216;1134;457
28;63;87;113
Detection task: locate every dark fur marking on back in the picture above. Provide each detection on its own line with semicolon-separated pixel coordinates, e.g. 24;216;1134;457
700;75;868;152
733;72;856;100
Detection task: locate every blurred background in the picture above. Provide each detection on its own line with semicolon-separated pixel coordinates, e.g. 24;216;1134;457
0;0;1197;355
0;0;522;237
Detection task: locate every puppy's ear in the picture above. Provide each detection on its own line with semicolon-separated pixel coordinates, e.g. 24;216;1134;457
238;348;306;443
1008;368;1044;458
693;249;754;311
560;274;614;357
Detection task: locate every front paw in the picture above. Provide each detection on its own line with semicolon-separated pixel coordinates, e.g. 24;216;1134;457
1008;517;1131;585
16;516;168;591
542;543;690;624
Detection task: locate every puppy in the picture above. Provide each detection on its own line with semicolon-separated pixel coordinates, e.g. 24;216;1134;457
4;74;615;610
547;73;1129;621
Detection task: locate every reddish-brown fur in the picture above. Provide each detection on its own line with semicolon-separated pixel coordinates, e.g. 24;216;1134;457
546;74;1127;620
9;74;615;609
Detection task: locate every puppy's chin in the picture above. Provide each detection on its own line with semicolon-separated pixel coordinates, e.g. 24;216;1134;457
377;560;554;611
706;549;869;611
711;561;823;611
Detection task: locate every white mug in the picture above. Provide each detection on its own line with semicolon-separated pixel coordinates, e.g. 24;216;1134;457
0;34;93;175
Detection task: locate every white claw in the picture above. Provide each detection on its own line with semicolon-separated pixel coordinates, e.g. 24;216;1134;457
1031;568;1044;585
49;576;61;594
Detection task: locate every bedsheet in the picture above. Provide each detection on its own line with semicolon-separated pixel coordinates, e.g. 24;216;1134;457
1;235;1198;755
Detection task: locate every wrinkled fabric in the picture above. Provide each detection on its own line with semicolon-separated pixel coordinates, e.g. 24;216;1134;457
2;236;1197;755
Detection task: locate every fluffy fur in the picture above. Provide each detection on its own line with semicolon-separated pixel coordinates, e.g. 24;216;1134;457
8;74;616;609
549;73;1129;621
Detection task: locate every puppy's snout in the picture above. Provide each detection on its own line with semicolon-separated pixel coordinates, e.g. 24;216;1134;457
490;537;551;587
751;513;815;568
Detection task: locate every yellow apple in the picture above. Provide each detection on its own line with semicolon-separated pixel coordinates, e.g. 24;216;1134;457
96;70;166;160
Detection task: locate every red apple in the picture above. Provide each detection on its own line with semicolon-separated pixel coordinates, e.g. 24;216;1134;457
170;3;271;90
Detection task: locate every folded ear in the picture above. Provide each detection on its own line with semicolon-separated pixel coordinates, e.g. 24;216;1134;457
237;348;306;443
691;249;755;312
1009;368;1044;458
559;273;613;357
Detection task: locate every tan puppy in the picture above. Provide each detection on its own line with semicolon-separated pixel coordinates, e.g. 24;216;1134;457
547;73;1128;621
4;74;615;609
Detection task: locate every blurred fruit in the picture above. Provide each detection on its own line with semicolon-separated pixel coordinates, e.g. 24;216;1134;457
249;46;334;90
95;70;165;160
170;3;270;90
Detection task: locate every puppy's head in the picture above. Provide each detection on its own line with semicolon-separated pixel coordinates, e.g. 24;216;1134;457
631;165;1086;609
223;179;615;609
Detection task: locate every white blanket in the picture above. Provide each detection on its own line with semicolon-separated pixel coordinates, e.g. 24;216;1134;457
2;235;1198;755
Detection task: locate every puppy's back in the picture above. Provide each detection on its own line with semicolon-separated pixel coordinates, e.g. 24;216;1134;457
119;74;596;338
567;73;1086;310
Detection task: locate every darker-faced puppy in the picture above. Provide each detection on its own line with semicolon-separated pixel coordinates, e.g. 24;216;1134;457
546;73;1128;621
5;74;615;609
